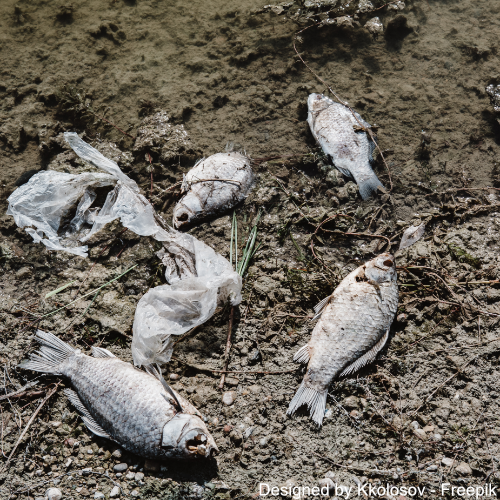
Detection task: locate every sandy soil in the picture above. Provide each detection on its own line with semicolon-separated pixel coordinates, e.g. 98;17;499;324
1;0;500;498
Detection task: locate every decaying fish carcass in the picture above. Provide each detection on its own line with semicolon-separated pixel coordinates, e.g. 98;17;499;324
173;151;253;229
288;253;398;426
307;92;384;200
20;331;218;459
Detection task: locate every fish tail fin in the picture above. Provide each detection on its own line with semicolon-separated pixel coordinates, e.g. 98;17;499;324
18;330;76;375
356;172;384;200
287;381;327;427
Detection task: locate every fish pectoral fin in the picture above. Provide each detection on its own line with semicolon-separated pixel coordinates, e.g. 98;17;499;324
144;364;183;413
339;328;390;377
64;389;112;440
293;344;311;364
91;346;116;358
312;295;332;321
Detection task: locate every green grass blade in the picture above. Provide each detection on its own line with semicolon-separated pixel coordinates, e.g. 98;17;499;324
45;279;77;299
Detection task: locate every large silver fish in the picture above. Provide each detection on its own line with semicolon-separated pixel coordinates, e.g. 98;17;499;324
20;331;218;459
307;93;384;200
287;253;398;426
173;152;253;229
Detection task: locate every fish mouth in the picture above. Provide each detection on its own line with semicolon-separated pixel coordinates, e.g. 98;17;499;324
184;429;219;458
162;414;218;458
172;207;193;229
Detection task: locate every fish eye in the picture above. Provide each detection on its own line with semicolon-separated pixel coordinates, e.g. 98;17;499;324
383;259;393;267
177;212;189;222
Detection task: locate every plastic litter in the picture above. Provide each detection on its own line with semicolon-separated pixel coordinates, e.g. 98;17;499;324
7;132;170;257
399;223;425;250
131;228;242;367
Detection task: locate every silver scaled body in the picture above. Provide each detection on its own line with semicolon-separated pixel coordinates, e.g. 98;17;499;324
288;253;398;426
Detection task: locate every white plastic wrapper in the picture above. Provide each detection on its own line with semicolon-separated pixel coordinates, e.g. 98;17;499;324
7;132;170;256
399;223;425;250
132;229;242;367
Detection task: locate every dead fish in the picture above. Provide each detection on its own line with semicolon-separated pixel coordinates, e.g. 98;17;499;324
173;152;253;229
307;93;384;200
287;253;398;426
20;330;218;459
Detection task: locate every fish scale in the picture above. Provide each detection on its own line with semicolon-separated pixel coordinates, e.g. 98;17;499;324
20;330;218;460
288;253;398;426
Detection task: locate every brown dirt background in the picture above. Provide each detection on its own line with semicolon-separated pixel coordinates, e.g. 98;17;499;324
1;0;500;498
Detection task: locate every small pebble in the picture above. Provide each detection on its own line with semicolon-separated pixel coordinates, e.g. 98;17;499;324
169;373;179;381
413;428;427;440
135;472;144;481
45;488;62;500
455;462;472;476
87;449;93;455
112;448;123;458
126;472;135;480
131;490;140;497
442;457;455;467
223;424;232;434
113;463;128;473
94;493;105;500
433;433;442;442
116;473;122;478
110;486;121;498
222;391;236;405
64;458;72;468
426;465;438;472
324;471;335;480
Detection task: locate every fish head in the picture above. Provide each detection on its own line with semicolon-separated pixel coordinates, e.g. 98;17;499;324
172;200;199;229
161;413;218;459
364;252;397;283
307;93;334;115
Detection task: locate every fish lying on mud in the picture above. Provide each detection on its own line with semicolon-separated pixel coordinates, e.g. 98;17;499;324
173;151;253;229
20;330;218;459
307;92;384;200
287;253;398;426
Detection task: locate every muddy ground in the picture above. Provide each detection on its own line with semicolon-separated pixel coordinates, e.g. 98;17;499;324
1;0;500;498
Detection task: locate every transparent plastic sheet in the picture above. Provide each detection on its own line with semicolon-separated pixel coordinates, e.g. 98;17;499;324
131;229;242;367
6;132;170;256
7;170;116;257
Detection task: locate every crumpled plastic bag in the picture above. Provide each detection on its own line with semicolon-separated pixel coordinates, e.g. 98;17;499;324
131;228;242;367
7;132;170;256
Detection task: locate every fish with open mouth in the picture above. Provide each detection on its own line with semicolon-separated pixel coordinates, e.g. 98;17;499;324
173;151;253;229
20;330;218;459
287;253;398;426
307;92;384;200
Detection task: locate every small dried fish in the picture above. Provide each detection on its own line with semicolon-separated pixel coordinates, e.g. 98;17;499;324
399;223;425;250
287;253;398;426
173;152;253;229
20;330;218;459
307;93;384;199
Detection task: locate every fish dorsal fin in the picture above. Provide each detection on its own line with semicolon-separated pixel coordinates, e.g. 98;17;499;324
64;388;112;439
339;328;390;377
144;364;183;413
293;344;310;364
312;295;332;321
91;346;116;358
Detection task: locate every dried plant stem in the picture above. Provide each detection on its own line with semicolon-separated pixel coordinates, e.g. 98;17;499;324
219;306;235;389
5;381;61;465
